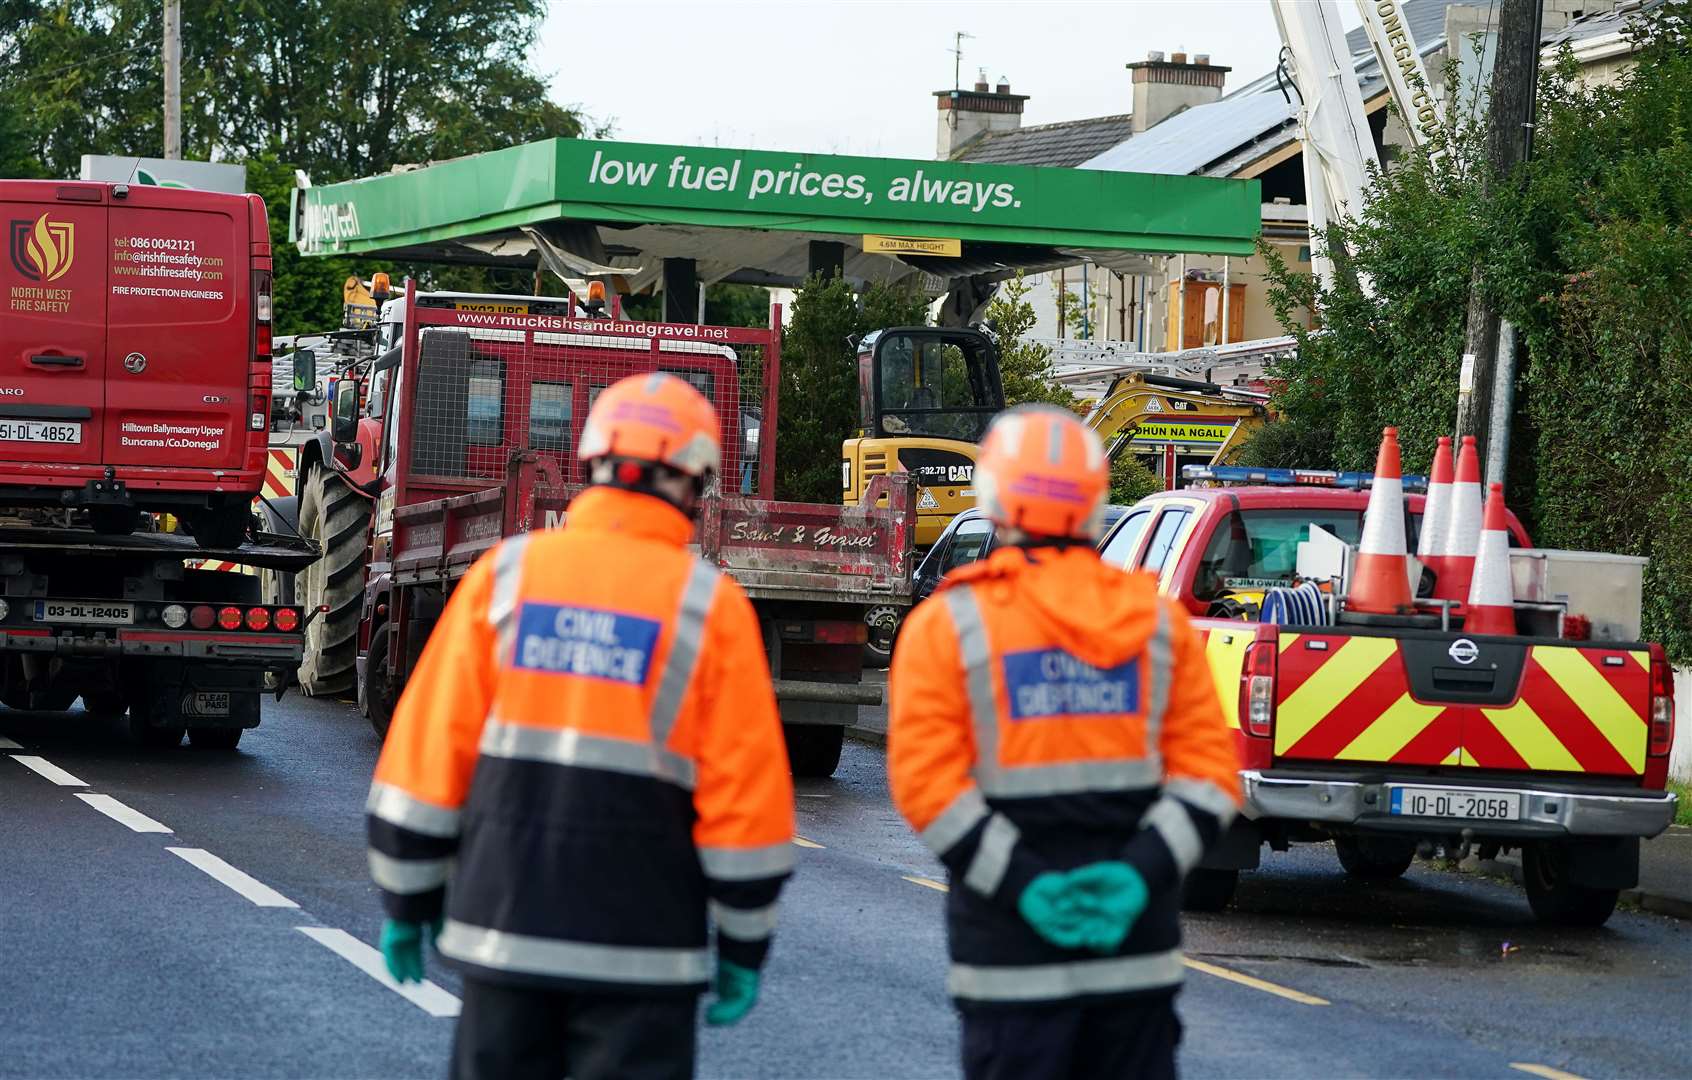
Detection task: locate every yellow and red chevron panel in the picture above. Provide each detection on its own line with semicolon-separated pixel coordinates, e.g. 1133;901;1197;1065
1269;634;1648;776
263;448;296;500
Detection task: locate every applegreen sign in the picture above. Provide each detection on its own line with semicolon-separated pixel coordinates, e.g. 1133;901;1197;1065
291;137;1261;258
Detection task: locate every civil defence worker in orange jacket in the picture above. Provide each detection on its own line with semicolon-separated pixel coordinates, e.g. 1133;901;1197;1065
366;373;795;1080
889;405;1242;1080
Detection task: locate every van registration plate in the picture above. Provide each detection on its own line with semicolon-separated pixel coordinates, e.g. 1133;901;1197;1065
0;421;80;444
1388;785;1521;822
34;600;135;625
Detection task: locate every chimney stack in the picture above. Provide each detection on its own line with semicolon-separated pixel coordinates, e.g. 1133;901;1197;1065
1127;49;1230;134
934;70;1030;159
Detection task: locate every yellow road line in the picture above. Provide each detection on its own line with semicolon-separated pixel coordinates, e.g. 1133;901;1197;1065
1510;1064;1589;1080
792;836;824;849
903;875;949;892
1182;958;1329;1006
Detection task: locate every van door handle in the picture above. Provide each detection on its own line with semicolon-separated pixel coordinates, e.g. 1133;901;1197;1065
28;353;84;369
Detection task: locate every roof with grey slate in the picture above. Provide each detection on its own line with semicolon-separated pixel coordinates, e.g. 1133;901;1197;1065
951;114;1135;168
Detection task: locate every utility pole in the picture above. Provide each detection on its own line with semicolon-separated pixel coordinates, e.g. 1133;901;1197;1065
1454;0;1544;481
162;0;181;159
951;30;973;91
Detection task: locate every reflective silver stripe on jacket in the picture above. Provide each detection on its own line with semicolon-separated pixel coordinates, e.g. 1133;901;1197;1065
649;561;720;747
1141;795;1203;876
698;842;795;881
947;948;1186;1002
1145;602;1172;744
439;919;711;985
977;757;1163;799
480;719;698;789
919;786;990;856
366;780;462;839
1167;776;1240;826
944;586;997;767
962;813;1020;896
367;850;452;895
488;535;533;660
709;900;780;942
945;582;1170;799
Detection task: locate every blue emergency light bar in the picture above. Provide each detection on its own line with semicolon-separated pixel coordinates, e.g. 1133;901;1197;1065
1181;464;1429;493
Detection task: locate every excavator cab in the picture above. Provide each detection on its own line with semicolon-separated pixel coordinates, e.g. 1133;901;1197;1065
843;327;1004;548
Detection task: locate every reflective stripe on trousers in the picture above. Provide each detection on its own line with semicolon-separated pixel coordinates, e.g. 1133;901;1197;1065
948;948;1185;1002
943;585;1172;797
439;919;711;985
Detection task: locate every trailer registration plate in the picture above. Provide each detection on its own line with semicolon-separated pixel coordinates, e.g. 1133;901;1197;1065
1388;785;1521;822
34;600;135;626
0;421;80;444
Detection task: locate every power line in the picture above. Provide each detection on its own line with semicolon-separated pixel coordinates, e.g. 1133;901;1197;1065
3;41;157;88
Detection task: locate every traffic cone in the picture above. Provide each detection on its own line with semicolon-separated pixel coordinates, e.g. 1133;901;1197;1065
1464;482;1516;635
1347;427;1414;615
1439;435;1483;601
1418;436;1454;588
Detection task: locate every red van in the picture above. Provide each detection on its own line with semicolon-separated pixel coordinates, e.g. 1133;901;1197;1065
0;180;272;546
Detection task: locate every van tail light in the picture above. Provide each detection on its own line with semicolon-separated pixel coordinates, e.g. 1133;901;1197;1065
252;269;274;360
1240;624;1279;739
273;607;300;633
217;606;243;631
245;606;271;632
1648;643;1675;758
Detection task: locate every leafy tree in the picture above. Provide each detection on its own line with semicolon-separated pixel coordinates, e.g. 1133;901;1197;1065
776;273;930;504
1108;453;1162;507
1259;1;1692;660
987;272;1076;409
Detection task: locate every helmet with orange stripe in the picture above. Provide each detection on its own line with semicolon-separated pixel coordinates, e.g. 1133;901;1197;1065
579;372;722;513
975;405;1108;544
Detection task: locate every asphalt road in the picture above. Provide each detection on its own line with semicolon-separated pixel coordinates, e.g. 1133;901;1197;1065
3;696;1689;1079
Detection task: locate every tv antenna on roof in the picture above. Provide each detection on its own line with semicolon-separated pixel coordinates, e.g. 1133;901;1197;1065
951;30;974;91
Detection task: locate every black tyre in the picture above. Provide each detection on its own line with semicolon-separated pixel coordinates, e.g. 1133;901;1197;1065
81;691;127;716
296;469;371;696
128;712;184;749
784;724;845;779
366;622;396;741
1182;868;1239;913
188;726;242;751
1523;843;1619;927
1334;836;1416;880
187;505;250;549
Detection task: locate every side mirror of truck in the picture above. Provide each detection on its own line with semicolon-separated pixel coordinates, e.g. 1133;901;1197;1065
331;380;359;444
292;350;315;394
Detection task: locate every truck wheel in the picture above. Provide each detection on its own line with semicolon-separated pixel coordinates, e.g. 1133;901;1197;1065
188;726;242;751
784;724;845;779
81;691;127;716
188;505;250;549
1523;843;1619;927
863;606;900;669
366;622;396;741
127;710;184;749
296;469;370;696
1334;837;1416;880
1182;868;1239;912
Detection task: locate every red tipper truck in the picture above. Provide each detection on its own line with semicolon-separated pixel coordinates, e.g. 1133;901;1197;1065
0;180;310;748
297;283;913;777
1096;468;1677;925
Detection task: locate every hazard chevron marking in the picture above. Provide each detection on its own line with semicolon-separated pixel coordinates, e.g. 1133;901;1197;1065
1273;635;1398;753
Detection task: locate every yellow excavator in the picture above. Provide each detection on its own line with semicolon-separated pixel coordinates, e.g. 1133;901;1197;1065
842;326;1269;547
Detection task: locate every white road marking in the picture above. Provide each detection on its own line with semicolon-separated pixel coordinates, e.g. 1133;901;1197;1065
168;847;296;907
12;755;85;786
297;927;461;1017
1510;1064;1589;1080
0;736;20;749
76;793;171;833
1183;957;1329;1006
792;835;825;849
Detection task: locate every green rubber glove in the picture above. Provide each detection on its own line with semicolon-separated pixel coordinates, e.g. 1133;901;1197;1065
1065;861;1150;953
704;960;761;1027
1018;870;1092;949
379;918;440;984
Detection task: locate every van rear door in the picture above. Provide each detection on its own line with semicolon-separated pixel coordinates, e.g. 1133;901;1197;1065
104;188;248;472
0;182;109;466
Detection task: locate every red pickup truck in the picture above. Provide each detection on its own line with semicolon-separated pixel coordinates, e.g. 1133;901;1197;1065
1096;479;1677;925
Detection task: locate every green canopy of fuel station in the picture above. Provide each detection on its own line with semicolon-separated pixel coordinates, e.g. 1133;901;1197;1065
288;136;1261;291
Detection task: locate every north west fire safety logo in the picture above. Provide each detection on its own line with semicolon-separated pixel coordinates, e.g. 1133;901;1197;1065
8;213;75;283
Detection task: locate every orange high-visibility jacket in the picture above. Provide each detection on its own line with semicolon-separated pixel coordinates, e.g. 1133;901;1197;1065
366;486;795;993
889;545;1241;1008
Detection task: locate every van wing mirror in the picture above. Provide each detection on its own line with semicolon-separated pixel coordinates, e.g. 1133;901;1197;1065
331;380;360;444
370;345;401;374
291;350;315;394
